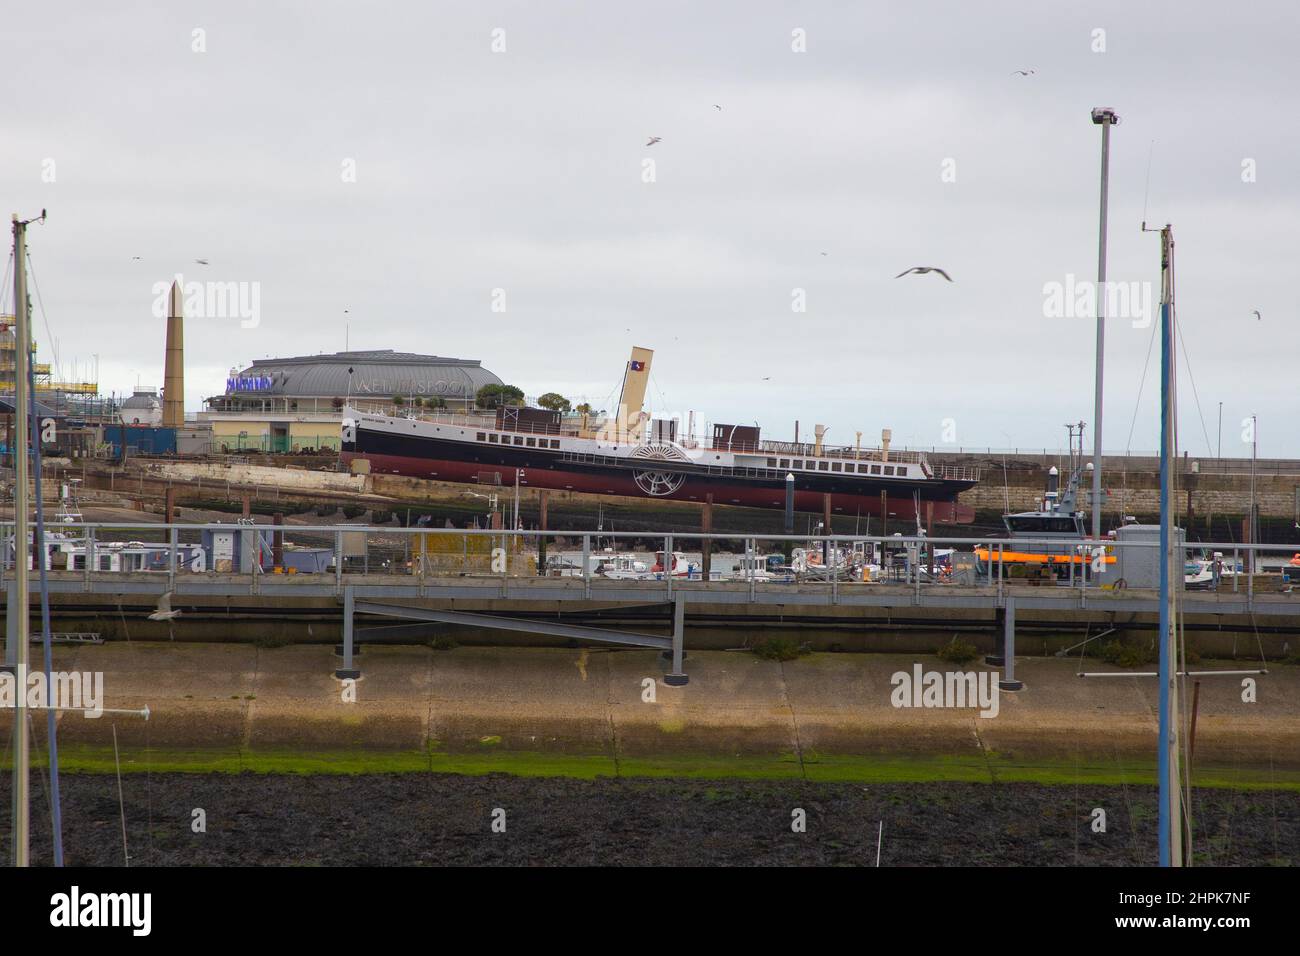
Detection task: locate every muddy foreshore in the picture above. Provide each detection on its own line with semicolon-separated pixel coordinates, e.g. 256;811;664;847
2;773;1294;867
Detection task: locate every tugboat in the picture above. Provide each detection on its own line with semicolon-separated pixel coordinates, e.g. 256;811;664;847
973;422;1115;579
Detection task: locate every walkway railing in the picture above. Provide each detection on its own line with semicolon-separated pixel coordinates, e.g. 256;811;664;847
1;522;1297;608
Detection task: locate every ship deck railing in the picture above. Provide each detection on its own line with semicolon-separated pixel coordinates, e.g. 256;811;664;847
344;404;971;473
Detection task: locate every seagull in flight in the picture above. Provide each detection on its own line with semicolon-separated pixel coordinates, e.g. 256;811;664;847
713;104;723;111
148;591;182;622
1252;310;1262;320
1010;69;1036;76
895;266;953;282
195;258;209;266
148;591;182;639
645;136;662;147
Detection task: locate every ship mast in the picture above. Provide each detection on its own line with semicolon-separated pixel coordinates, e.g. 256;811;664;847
1152;221;1183;866
9;211;41;866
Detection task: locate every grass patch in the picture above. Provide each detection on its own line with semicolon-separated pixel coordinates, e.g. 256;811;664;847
253;634;295;649
751;637;808;662
30;745;1300;791
936;637;980;665
1100;638;1157;668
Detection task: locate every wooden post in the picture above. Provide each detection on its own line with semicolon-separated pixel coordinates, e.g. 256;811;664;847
272;511;284;569
537;489;549;575
701;493;713;580
926;500;935;578
880;490;888;537
822;492;833;568
241;492;252;518
164;486;177;524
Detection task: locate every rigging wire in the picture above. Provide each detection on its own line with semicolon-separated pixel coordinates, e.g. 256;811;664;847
112;724;130;866
26;309;66;866
1175;320;1216;459
24;252;64;383
1125;309;1160;453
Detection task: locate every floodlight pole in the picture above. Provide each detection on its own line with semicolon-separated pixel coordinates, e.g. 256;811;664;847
1090;107;1119;539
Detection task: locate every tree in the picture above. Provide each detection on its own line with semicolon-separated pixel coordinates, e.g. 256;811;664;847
575;402;593;416
425;394;447;409
537;392;572;413
393;395;406;406
475;383;525;409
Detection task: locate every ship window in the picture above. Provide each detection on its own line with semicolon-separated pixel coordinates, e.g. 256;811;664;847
897;466;907;476
526;437;536;447
489;434;498;443
550;439;560;449
831;462;842;472
767;458;777;467
883;466;895;476
514;436;523;445
476;432;486;441
818;461;829;471
870;464;880;474
793;460;802;468
779;459;789;468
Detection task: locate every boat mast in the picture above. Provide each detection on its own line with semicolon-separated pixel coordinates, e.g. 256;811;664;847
1155;222;1183;866
10;212;39;867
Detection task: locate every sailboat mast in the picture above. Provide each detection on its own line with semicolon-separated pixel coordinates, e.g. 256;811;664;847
9;214;32;867
1156;223;1183;866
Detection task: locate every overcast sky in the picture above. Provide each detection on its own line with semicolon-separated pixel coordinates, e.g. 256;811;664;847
4;1;1296;457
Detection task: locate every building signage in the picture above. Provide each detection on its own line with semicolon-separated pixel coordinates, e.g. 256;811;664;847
227;374;274;392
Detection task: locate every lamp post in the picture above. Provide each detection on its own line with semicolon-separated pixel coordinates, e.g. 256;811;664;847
1090;107;1119;539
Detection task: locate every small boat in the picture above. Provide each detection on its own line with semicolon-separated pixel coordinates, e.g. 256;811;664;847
595;552;649;579
726;551;789;582
651;550;699;578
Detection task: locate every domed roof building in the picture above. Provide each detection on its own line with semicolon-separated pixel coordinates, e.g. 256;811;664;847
201;349;505;453
119;387;163;426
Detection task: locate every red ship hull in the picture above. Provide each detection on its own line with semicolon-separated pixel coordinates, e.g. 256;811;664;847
346;451;975;524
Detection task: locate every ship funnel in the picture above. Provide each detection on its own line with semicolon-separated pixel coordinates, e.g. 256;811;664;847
162;280;185;428
881;428;892;462
603;346;653;443
813;423;827;456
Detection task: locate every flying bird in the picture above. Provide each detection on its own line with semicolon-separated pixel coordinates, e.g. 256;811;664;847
148;591;182;622
713;104;723;111
645;136;662;146
131;255;142;260
1252;310;1262;320
895;266;953;282
194;258;209;265
1010;69;1036;76
148;591;182;639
